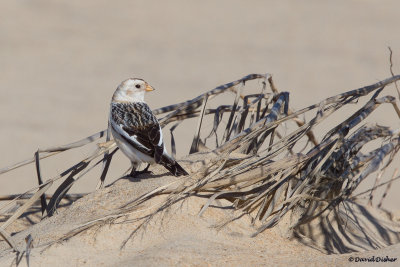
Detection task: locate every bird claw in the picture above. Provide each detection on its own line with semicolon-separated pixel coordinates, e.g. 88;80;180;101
129;164;151;178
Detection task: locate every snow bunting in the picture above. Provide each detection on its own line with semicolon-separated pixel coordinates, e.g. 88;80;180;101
109;78;188;177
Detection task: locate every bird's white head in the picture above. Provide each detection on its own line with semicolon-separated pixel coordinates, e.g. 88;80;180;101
112;78;155;103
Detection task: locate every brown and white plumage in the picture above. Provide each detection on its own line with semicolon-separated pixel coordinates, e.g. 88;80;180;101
109;78;188;177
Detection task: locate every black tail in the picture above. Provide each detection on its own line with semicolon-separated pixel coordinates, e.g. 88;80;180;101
159;155;188;176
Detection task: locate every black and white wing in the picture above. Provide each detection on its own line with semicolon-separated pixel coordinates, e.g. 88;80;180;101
110;102;188;176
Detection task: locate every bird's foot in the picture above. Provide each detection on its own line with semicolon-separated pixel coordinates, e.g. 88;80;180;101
129;164;151;178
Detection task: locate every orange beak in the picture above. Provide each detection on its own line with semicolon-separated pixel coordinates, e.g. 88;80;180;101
145;84;155;92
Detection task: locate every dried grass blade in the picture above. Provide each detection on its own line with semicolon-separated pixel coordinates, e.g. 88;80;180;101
351;138;400;190
218;92;289;154
189;95;208;154
48;147;118;215
0;152;57;176
236;94;263;135
0;143;115;215
0;181;53;233
170;122;180;158
198;190;240;217
222;83;243;142
260;180;288;221
25;234;33;267
0;130;106;176
204;106;231;146
96;124;112;189
0;193;85;201
35;151;47;215
157;74;269;123
47;162;89;216
351;175;400;200
0;227;19;252
322;89;386;142
39;130;107;153
391;102;400;118
368;170;384;206
378;169;398;208
255;75;400;150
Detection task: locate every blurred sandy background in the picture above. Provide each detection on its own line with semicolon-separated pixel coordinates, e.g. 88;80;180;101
1;0;400;209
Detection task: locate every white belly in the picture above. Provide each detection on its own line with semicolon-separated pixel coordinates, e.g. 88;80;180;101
111;127;155;165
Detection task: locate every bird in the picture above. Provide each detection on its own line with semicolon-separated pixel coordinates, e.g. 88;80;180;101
109;78;188;177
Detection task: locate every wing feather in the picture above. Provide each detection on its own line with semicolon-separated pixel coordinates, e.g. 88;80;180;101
110;102;188;176
110;102;163;158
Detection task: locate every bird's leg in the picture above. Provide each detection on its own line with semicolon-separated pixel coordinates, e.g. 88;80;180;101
136;163;151;175
129;163;151;178
129;165;138;177
142;163;150;173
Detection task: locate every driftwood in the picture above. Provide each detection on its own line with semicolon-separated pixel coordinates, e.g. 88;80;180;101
1;73;400;254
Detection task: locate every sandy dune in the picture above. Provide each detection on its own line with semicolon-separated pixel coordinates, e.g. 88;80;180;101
0;167;349;266
1;0;400;266
0;160;399;266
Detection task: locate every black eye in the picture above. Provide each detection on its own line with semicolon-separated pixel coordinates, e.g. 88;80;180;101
135;84;141;89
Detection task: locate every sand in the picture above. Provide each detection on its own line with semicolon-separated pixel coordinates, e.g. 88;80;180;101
0;161;398;266
1;0;400;266
0;152;399;266
0;169;349;266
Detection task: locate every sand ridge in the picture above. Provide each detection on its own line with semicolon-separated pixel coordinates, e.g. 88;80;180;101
0;172;349;266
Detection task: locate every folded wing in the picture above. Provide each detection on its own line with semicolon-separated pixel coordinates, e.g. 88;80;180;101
111;102;188;176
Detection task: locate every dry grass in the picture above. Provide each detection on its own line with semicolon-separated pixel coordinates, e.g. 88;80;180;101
1;73;400;255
